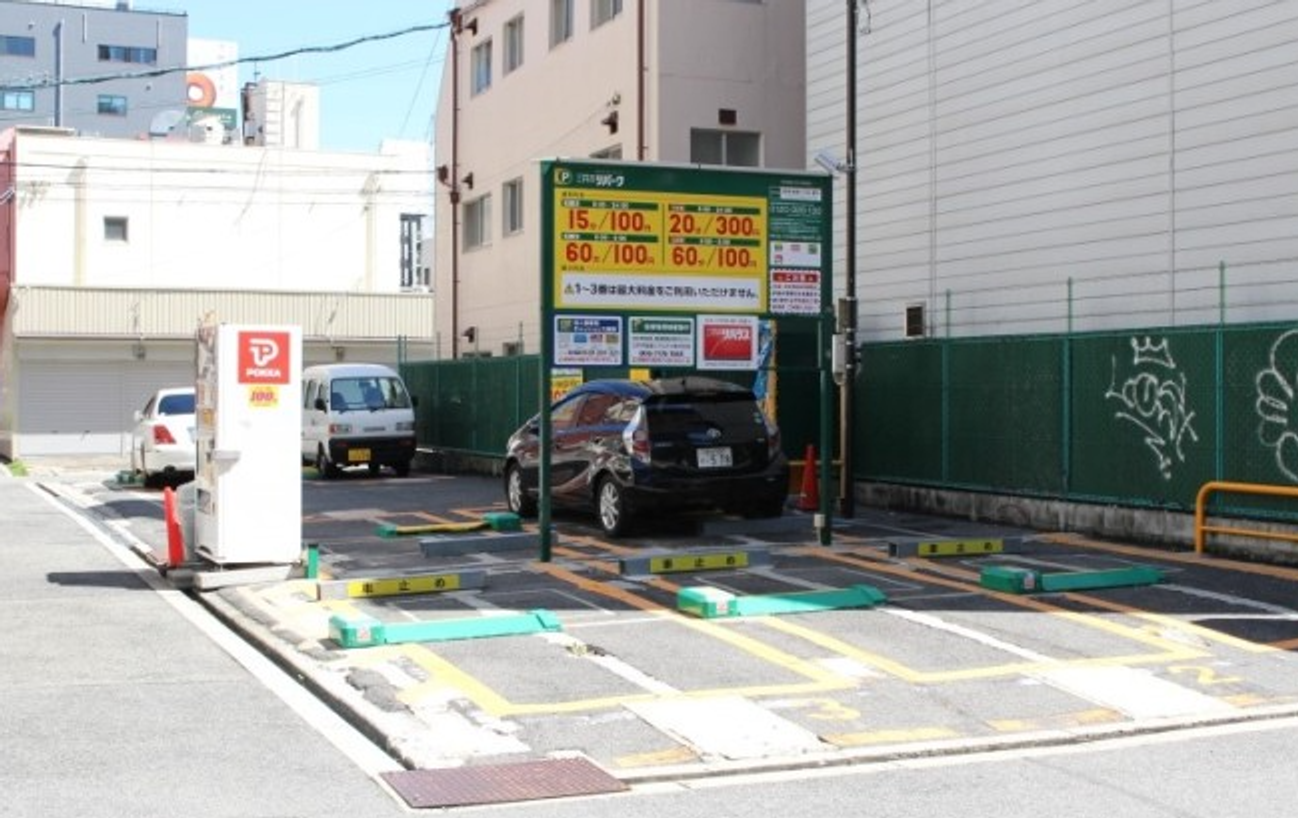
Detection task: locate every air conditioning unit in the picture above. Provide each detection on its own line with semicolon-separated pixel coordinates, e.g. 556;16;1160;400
905;304;926;339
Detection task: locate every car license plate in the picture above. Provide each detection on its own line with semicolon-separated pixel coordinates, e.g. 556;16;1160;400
348;448;371;463
697;446;732;468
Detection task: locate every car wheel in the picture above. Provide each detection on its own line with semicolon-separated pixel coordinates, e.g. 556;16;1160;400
316;448;339;480
393;459;412;478
139;448;159;488
505;463;537;517
597;477;631;537
367;462;381;477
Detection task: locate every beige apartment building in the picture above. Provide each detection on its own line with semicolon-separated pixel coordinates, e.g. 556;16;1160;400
0;127;435;458
433;0;807;359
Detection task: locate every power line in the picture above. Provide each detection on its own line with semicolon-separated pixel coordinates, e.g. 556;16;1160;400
27;21;451;89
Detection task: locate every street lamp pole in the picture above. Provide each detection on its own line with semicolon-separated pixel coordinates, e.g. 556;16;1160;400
840;0;859;518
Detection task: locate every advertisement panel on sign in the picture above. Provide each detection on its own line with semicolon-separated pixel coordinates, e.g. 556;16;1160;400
697;315;760;370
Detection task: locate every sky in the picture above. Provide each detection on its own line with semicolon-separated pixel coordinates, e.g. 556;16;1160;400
173;0;454;152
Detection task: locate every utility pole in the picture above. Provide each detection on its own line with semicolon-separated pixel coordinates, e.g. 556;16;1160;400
839;0;859;518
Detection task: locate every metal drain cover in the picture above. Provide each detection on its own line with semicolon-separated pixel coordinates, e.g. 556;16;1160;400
382;757;628;808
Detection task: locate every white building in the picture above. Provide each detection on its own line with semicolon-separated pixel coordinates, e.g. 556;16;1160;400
807;1;1298;341
0;126;435;458
433;0;808;359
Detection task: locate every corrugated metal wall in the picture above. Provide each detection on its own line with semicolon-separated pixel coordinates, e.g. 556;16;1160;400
807;0;1298;341
11;286;436;342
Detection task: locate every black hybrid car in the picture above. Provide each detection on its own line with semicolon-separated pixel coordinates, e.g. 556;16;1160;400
504;376;789;536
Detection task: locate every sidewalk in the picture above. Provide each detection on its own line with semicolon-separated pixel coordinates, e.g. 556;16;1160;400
0;475;408;818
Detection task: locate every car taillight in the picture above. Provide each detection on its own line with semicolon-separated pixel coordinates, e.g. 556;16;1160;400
764;414;781;461
622;408;651;464
152;425;177;445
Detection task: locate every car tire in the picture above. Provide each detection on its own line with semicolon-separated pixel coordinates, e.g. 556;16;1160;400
505;463;536;517
367;462;381;477
393;459;412;478
139;448;159;489
316;448;340;480
597;476;631;538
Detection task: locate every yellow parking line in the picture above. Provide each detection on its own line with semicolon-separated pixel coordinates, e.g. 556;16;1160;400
797;547;1205;657
614;746;699;768
755;615;1203;683
987;708;1122;733
1042;532;1298;582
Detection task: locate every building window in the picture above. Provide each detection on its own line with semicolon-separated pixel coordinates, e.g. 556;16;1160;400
463;194;492;250
503;178;524;235
690;129;761;167
97;44;158;65
591;144;622;160
400;213;427;289
592;0;623;28
0;35;35;57
97;95;128;116
0;89;34;111
503;15;524;74
104;217;129;242
550;0;574;47
471;39;492;95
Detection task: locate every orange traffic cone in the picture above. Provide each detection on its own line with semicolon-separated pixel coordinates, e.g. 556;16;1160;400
163;486;185;568
797;445;820;511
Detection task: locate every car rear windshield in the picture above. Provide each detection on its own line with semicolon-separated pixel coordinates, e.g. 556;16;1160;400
158;393;195;415
643;393;763;438
330;377;412;410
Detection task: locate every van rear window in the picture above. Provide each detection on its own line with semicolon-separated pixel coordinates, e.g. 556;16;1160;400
329;377;412;410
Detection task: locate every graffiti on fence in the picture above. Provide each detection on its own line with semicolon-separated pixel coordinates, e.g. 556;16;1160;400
1255;329;1298;483
1105;336;1200;480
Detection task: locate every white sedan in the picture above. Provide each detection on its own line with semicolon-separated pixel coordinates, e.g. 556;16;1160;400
130;387;196;487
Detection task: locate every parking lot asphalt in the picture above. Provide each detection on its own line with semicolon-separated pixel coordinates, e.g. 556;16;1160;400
21;458;1298;798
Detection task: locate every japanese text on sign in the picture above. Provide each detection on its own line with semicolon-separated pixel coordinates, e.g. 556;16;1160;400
555;190;768;312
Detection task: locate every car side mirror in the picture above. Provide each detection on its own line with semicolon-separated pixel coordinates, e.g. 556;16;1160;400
314;397;327;411
411;395;419;407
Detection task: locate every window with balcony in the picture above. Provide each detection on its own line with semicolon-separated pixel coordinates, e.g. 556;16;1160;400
503;178;524;235
550;0;574;47
471;39;493;95
690;129;761;167
592;0;623;28
464;194;492;250
400;213;427;288
504;15;524;74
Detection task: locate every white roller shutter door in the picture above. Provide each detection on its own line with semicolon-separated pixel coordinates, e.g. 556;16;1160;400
18;360;195;456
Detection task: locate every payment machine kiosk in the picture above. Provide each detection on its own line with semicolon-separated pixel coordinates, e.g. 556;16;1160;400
193;322;302;574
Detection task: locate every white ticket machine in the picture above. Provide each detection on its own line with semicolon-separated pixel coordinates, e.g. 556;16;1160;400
194;322;302;566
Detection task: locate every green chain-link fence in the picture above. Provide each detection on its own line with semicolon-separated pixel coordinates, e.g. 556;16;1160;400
860;322;1298;518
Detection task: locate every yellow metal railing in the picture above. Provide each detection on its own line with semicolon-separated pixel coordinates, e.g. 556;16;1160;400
1194;481;1298;555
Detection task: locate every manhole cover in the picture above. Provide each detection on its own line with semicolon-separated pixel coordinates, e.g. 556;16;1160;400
381;757;628;808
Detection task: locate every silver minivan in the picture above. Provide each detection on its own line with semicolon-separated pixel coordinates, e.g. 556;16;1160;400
300;363;417;478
